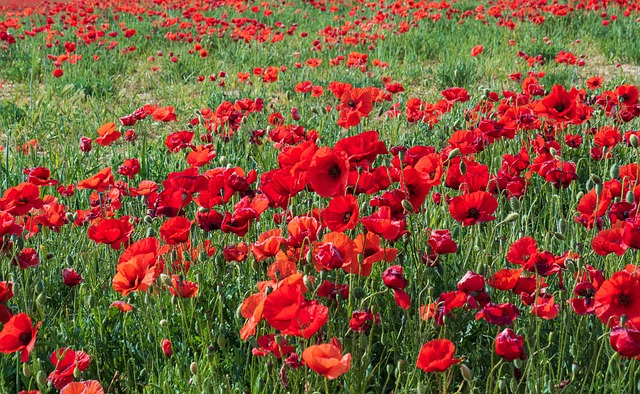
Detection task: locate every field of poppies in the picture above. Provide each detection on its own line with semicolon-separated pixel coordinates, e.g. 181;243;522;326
0;0;639;392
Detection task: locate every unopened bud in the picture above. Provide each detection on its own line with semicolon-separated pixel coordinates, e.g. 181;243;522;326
35;281;44;294
554;232;566;240
460;364;473;382
549;147;558;157
503;212;519;223
447;148;460;161
557;219;567;235
159;273;172;287
353;287;366;299
159;319;168;326
22;363;31;378
219;156;227;166
303;275;313;290
509;197;521;211
417;382;427;394
401;199;414;213
610;163;620;179
626;190;635;204
144;215;154;224
146;227;156;237
217;335;227;349
572;362;580;374
590;173;603;186
65;212;75;222
73;367;82;379
190;361;198;375
630;134;639;148
595;183;603;196
459;160;467;175
36;370;47;386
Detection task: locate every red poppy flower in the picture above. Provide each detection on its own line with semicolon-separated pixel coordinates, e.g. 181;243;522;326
13;248;40;269
109;301;134;313
95;122;121;147
159;216;192;245
77;168;114;193
0;312;41;362
594;271;640;327
0;281;13;303
307;147;349;198
302;342;351;380
495;329;526;361
313;232;356;272
416;339;461;372
533;84;578;123
476;303;519;325
610;318;640;358
62;268;84;286
471;45;483;57
0;182;43;216
168;275;199;298
87;216;134;250
24;167;59;186
322;195;359;232
117;158;140;179
112;258;158;297
48;348;91;389
252;334;294;358
448;191;498;226
59;380;103;394
350;232;397;276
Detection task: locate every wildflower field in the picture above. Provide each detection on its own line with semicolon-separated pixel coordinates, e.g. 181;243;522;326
0;0;639;392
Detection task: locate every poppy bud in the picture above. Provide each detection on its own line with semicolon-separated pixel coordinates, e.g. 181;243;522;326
303;275;313;290
447;148;460;161
553;232;565;240
79;136;92;152
22;363;31;377
217;335;227;349
610;163;620;179
503;212;519;223
595;183;603;196
557;219;567;235
36;370;47;386
144;215;154;224
161;338;172;357
396;360;406;376
86;295;96;308
36;293;46;306
219;156;227;166
353;287;366;299
146;227;156;237
630;134;639;148
35;281;44;294
65;212;75;222
159;319;168;326
513;358;524;369
401;199;414;213
417;382;427;394
159;273;172;287
626;191;635;204
386;364;394;375
73;366;82;379
460;364;473;382
16;237;24;250
571;362;580;375
459;160;466;175
190;362;198;375
498;380;507;392
590;173;603;186
585;179;594;190
549;147;558;157
291;107;301;121
576;192;584;202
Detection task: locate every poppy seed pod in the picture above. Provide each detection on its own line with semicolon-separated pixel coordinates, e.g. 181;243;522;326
630;134;639;148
